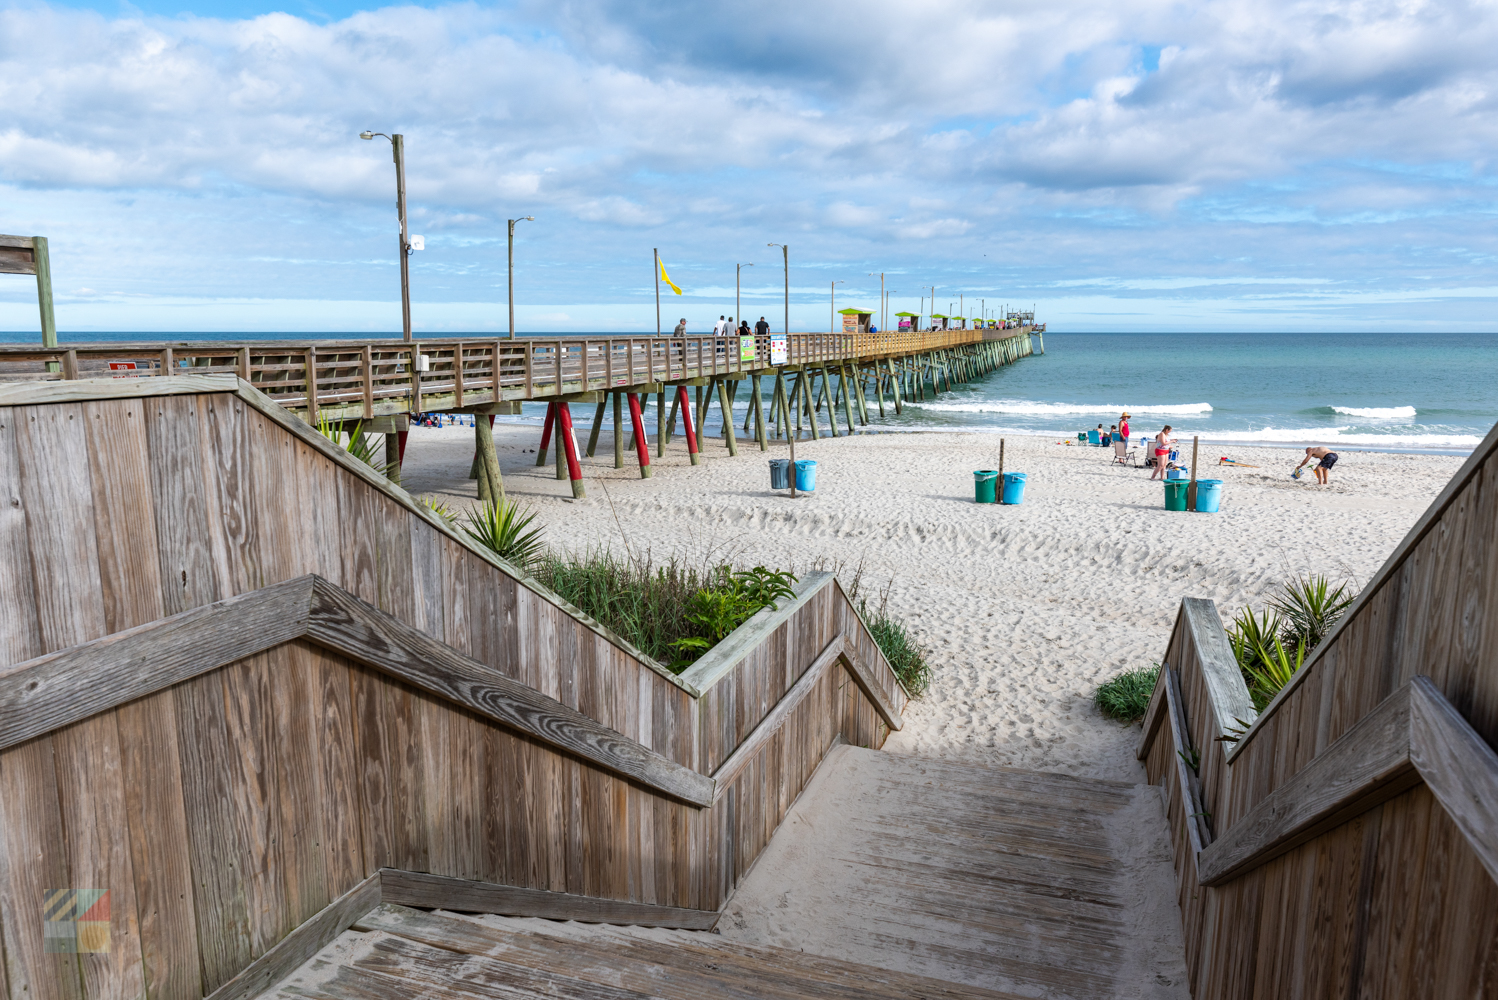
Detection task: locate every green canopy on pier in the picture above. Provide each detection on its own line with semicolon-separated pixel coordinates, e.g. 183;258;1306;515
894;311;917;317
838;307;874;315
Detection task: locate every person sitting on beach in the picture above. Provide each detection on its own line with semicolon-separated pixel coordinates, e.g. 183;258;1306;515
1296;446;1339;484
1150;426;1176;480
1096;423;1107;445
1108;424;1119;443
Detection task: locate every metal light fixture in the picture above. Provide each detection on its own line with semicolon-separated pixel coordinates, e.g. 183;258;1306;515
508;216;535;339
360;130;415;341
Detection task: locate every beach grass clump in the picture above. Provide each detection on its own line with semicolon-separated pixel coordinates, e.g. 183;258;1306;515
834;564;933;697
463;497;546;568
1095;665;1161;723
529;551;796;673
1230;575;1356;710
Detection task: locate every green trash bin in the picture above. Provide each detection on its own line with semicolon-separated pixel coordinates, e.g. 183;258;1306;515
973;469;998;503
1164;480;1188;511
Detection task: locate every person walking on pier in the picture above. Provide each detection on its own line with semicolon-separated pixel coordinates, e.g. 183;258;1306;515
1149;426;1176;480
1295;446;1339;484
739;318;751;336
755;316;770;336
713;315;728;336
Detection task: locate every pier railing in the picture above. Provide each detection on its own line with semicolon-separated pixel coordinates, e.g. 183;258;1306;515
0;327;1014;420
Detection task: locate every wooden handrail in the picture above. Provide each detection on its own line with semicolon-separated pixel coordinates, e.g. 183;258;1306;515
0;573;714;807
1197;677;1498;887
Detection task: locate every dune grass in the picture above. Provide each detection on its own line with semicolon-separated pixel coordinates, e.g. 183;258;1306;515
1095;665;1161;723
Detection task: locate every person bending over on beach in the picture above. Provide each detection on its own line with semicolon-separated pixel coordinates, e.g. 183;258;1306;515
1150;426;1176;480
1296;446;1338;484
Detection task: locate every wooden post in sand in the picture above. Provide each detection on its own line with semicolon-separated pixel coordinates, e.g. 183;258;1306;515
627;392;652;478
752;374;768;450
613;391;624;469
586;397;606;458
1187;435;1200;511
717;379;739;457
536;400;555;466
476;414;504;501
656;389;666;457
557;402;585;498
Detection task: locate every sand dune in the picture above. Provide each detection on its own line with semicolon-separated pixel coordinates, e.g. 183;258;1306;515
400;423;1462;782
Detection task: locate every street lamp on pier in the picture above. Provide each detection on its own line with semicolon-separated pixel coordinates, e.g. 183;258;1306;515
767;244;788;335
359;130;417;342
508;216;535;339
736;262;753;335
868;272;884;332
830;280;844;333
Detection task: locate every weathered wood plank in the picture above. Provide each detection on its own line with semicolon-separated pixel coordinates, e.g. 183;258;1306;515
371;875;719;929
0;577;314;752
1408;675;1498;886
1198;683;1417;886
203;873;381;1000
305;578;714;808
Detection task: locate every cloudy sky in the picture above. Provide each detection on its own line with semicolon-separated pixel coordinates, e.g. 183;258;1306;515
2;0;1496;334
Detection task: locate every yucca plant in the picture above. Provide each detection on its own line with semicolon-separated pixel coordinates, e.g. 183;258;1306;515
316;413;397;478
1230;606;1304;709
1241;635;1306;709
1271;575;1355;652
463;497;546;568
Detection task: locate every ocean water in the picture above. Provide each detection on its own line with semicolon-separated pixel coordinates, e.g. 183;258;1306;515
883;331;1498;454
10;330;1495;453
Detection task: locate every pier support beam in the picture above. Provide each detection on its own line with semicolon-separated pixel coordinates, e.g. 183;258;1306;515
585;398;606;458
536;401;556;466
717;379;738;457
676;385;701;464
628;392;652;478
613;391;624;469
557;402;585;498
751;374;768;450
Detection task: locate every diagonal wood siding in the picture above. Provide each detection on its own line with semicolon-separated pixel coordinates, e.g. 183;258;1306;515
0;384;906;1000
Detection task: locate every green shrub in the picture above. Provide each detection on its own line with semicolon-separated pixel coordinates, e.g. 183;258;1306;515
1231;575;1356;710
463;497;546;568
316;413;396;478
1095;665;1161;722
530;553;795;673
861;604;932;696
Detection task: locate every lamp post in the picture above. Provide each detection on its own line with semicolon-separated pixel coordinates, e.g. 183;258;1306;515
736;262;753;335
507;216;534;339
868;272;884;331
767;243;795;496
360;130;414;341
830;280;844;333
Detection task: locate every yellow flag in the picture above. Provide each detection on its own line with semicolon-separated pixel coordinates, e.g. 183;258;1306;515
659;257;682;296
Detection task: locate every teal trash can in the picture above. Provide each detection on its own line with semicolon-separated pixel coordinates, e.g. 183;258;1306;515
1165;480;1188;511
973;469;998;503
794;459;818;492
1195;479;1223;513
769;458;790;490
1001;472;1027;504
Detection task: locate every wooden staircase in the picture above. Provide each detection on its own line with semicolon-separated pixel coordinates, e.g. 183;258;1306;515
265;747;1188;999
269;903;1023;1000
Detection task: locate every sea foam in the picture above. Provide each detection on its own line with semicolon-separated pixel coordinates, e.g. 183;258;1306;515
909;399;1213;417
1329;405;1417;419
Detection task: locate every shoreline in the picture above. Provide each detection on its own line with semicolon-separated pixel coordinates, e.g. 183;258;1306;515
476;413;1481;457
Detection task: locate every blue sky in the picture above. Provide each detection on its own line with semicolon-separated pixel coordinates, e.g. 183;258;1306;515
2;0;1497;334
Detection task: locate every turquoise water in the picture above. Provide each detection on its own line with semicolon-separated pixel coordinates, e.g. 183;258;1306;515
880;331;1498;453
11;330;1495;453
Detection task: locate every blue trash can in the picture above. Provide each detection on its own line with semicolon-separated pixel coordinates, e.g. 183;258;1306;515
769;458;790;490
1195;479;1223;513
794;459;818;492
1001;472;1027;505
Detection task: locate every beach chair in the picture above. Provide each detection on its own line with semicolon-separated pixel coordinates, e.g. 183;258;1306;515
1112;438;1140;467
1087;429;1101;446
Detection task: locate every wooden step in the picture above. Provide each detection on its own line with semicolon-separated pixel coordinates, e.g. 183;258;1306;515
269;903;1025;1000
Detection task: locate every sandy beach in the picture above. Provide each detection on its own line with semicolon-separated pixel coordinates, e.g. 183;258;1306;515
400;421;1463;783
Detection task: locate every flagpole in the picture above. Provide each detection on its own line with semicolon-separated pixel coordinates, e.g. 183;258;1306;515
654;248;661;336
